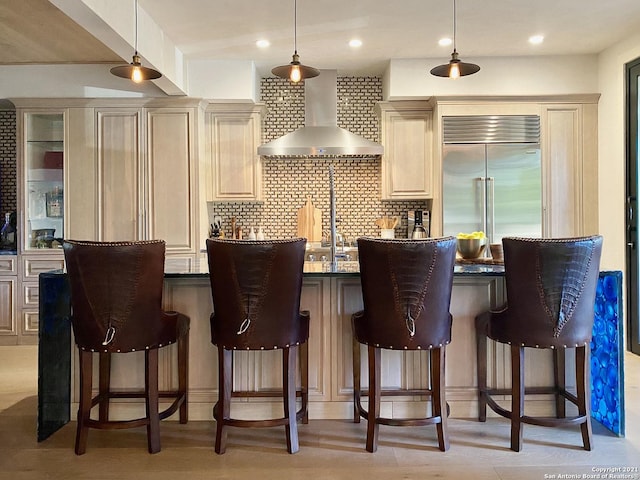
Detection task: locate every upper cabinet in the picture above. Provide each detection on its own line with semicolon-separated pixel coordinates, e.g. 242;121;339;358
376;101;434;200
205;102;266;202
90;103;201;253
14;98;203;255
19;110;65;252
541;101;599;238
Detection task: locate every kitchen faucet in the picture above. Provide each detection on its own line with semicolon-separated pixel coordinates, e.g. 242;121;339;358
329;165;337;268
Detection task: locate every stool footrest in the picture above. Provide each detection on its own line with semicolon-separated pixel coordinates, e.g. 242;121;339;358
230;389;306;399
358;388;434;398
481;389;588;427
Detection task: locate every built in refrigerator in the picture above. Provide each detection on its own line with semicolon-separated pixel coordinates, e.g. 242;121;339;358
442;115;542;244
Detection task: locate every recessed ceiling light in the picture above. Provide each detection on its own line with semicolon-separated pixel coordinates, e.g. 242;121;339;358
438;37;453;47
349;39;363;48
256;39;270;48
529;35;544;45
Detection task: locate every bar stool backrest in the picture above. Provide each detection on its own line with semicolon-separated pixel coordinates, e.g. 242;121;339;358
206;238;307;350
499;236;603;348
63;240;167;353
355;237;457;350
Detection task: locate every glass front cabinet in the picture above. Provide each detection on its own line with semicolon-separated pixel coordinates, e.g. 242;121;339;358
21;111;65;251
14;108;67;343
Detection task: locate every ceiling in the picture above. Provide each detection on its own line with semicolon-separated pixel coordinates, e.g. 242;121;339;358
2;0;640;77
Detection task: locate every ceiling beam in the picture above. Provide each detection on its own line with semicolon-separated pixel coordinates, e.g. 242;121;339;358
49;0;187;95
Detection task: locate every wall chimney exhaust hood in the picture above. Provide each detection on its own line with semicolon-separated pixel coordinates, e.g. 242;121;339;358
258;70;383;158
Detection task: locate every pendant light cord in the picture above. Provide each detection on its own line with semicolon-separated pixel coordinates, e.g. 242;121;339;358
452;0;457;52
134;0;139;55
293;0;298;55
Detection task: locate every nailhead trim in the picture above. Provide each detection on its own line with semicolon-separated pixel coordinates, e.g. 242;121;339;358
357;340;450;350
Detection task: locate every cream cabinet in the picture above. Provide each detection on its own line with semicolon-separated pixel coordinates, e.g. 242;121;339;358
0;255;17;342
541;101;599;237
19;255;65;342
13;103;70;344
376;100;434;200
86;101;201;253
205;103;266;202
11;98;203;344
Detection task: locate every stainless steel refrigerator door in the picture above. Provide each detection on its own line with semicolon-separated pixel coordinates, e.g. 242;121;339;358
442;144;487;237
486;144;542;243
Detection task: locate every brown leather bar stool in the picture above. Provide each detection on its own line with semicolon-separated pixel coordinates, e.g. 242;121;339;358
352;236;457;452
62;240;189;455
476;236;603;451
206;237;310;454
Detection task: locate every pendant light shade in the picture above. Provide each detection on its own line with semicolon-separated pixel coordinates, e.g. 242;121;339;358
110;0;162;83
430;0;479;79
271;0;319;83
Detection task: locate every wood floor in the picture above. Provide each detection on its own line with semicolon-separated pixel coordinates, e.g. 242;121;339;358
1;345;639;480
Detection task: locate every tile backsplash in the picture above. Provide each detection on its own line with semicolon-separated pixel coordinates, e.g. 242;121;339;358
0;110;17;216
207;77;429;242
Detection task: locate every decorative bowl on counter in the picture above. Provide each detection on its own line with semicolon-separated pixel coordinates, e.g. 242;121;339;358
456;237;487;259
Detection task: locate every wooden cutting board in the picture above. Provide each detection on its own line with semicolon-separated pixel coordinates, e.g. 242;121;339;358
296;196;322;243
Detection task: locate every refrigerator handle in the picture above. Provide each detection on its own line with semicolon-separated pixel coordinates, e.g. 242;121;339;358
477;177;487;235
487;177;495;243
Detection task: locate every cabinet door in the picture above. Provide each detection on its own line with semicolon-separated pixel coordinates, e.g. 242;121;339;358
20;111;65;251
0;276;17;336
146;108;197;253
379;103;433;200
206;105;264;201
96;109;143;241
541;103;598;237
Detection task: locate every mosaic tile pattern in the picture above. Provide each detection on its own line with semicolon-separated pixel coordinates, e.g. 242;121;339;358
207;77;430;241
591;271;624;436
0;110;17;216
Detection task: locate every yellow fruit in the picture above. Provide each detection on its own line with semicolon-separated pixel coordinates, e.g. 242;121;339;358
457;231;485;240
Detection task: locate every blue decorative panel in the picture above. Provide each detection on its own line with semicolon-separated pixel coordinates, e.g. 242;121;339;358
591;271;624;436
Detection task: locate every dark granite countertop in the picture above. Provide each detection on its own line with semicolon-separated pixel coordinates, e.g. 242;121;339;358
44;255;504;278
165;255;505;277
40;255;505;279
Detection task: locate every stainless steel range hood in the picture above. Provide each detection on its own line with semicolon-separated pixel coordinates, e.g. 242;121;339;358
258;70;383;158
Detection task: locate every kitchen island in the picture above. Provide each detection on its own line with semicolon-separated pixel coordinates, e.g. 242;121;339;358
37;256;623;442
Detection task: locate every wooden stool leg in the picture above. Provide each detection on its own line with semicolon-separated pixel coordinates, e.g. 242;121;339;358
366;346;381;453
576;345;593;450
510;345;524;452
178;334;189;424
476;329;488;422
431;347;449;451
215;348;232;454
300;341;309;424
352;335;362;423
283;346;300;453
75;349;93;455
554;348;566;418
98;352;111;422
145;349;161;454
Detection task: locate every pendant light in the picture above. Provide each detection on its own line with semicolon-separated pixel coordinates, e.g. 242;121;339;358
430;0;480;79
271;0;319;83
110;0;162;83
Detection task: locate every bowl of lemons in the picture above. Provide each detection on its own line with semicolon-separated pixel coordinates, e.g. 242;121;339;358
456;231;487;259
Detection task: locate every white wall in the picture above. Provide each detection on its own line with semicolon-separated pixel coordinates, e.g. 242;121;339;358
0;65;165;98
187;60;260;101
385;55;599;99
0;61;263;101
597;33;640;272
